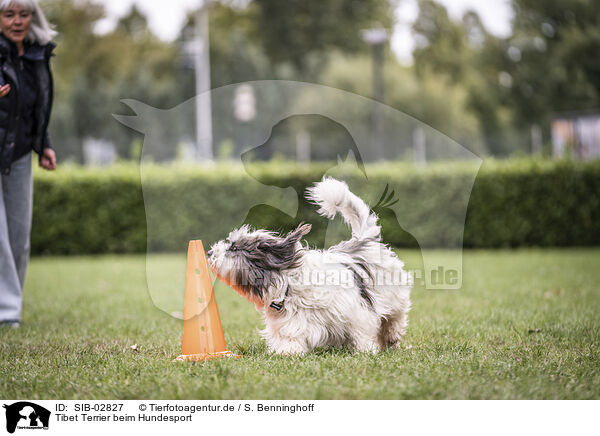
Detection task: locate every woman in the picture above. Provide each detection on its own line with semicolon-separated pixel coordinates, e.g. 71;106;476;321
0;0;56;328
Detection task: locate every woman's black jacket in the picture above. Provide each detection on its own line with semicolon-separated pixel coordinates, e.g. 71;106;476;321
0;35;55;175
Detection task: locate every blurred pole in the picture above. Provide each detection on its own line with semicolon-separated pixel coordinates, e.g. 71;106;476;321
413;126;426;167
372;42;384;161
531;124;542;155
362;28;388;161
195;1;213;162
296;129;311;164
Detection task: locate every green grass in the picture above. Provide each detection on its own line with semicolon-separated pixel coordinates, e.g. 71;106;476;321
1;249;599;399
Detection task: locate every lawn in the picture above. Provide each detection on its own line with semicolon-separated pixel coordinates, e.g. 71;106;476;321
1;249;599;399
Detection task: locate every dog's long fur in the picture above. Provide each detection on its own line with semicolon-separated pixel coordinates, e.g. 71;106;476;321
208;178;412;355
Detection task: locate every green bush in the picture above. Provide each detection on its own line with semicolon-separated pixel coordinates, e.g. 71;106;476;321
31;159;600;255
32;165;146;255
464;159;600;247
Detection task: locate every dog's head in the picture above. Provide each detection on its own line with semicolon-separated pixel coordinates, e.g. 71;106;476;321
208;223;311;308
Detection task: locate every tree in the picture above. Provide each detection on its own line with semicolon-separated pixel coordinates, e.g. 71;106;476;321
412;0;470;82
411;0;514;155
506;0;600;123
41;0;105;160
41;0;182;161
247;0;396;79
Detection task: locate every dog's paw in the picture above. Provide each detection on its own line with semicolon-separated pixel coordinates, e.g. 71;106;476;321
385;339;403;350
271;341;307;356
353;341;381;354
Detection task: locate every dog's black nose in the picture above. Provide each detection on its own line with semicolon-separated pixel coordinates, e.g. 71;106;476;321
207;249;213;257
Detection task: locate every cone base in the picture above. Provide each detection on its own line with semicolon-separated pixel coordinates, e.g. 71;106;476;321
173;351;240;362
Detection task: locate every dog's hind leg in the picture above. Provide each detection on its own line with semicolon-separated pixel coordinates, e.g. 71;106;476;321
379;311;408;349
347;314;382;353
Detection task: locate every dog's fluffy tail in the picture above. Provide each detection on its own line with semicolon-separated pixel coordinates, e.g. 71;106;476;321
306;178;381;241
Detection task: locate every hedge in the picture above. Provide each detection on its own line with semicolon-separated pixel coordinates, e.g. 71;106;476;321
30;159;600;255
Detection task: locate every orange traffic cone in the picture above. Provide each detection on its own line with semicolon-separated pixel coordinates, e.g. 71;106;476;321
173;240;239;362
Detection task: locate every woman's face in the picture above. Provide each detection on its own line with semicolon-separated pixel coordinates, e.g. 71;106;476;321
0;4;32;46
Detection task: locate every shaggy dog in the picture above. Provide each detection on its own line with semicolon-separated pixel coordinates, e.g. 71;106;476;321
208;178;412;355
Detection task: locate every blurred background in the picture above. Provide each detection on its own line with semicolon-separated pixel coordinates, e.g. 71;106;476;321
41;0;600;164
30;0;600;257
6;1;598;401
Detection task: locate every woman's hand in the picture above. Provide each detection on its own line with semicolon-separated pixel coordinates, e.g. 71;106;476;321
0;84;10;98
40;147;56;170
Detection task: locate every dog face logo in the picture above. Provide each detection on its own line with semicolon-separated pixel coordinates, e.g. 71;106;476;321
2;402;50;434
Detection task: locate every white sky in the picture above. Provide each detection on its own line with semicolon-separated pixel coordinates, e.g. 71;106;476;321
95;0;514;64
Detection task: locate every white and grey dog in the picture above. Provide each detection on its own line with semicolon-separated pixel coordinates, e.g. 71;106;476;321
208;178;412;355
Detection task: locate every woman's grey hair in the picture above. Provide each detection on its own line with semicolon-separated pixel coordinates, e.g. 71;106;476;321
0;0;57;45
